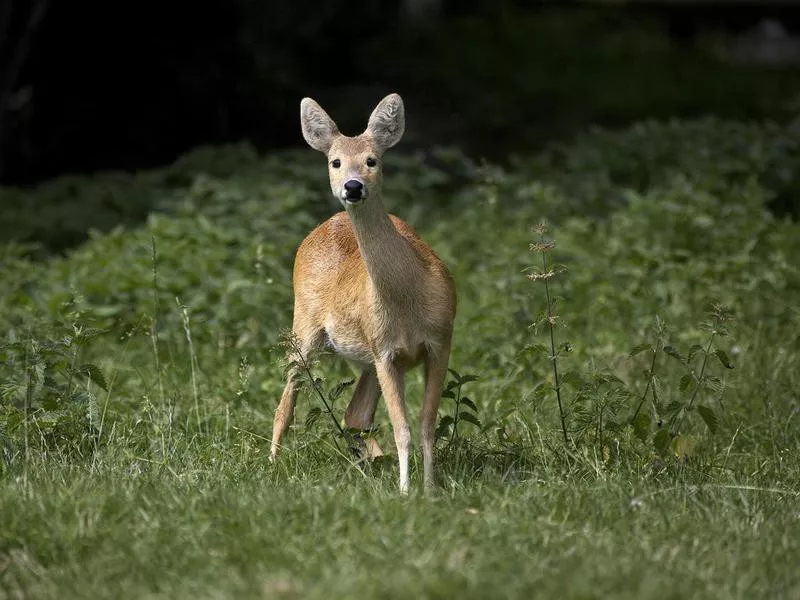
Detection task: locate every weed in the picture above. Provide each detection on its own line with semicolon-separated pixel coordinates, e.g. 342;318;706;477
527;220;569;448
435;368;481;445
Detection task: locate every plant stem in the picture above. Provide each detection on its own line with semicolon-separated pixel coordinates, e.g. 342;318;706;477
541;245;569;448
24;344;33;491
449;379;461;445
151;236;164;410
177;298;202;433
673;332;716;433
631;342;660;424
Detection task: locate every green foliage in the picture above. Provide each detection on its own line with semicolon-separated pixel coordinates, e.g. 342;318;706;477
624;305;736;460
0;318;108;456
1;116;800;597
435;369;482;445
0;142;267;256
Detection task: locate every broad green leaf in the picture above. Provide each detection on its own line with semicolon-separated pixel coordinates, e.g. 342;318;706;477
77;363;108;391
632;410;651;442
688;344;705;362
435;415;454;440
697;405;718;433
460;397;478;413
679;373;694;392
714;349;734;369
653;427;671;456
522;343;550;358
42;396;61;411
665;400;684;415
628;343;653;357
458;412;482;429
671;434;696;458
328;379;354;404
663;346;685;363
437;415;454;429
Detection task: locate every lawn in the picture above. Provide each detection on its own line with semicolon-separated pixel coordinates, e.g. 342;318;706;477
1;118;799;599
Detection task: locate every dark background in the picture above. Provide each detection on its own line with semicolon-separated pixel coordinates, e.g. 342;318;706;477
2;0;800;186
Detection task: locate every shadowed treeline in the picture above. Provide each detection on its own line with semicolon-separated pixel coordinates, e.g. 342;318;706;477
2;1;800;186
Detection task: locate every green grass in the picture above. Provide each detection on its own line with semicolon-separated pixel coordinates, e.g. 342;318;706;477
3;448;799;599
2;118;800;598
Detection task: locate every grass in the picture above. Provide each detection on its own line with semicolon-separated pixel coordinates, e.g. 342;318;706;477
1;118;800;598
3;447;799;599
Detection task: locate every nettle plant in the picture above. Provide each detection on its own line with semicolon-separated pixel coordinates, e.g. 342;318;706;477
435;369;481;445
629;304;734;459
526;221;735;462
0;313;109;460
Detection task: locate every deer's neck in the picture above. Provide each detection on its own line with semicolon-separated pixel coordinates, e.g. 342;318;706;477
347;198;423;304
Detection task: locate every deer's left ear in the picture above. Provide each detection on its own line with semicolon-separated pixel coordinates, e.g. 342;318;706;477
365;93;405;152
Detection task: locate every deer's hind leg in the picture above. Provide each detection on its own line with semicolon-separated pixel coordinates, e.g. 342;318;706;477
420;341;452;490
345;364;384;459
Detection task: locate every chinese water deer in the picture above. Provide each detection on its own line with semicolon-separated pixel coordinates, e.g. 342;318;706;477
269;93;456;493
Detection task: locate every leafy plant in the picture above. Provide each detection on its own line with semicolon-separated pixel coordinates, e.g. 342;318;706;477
628;316;668;444
627;305;735;460
661;304;734;454
435;368;481;445
527;221;569;448
280;330;358;460
0;318;108;459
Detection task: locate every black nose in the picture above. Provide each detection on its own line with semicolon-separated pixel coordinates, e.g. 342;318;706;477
344;179;363;199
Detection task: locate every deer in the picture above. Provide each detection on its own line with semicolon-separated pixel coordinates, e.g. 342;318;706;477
269;93;457;494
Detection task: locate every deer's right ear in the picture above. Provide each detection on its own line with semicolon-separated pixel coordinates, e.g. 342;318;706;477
300;98;339;153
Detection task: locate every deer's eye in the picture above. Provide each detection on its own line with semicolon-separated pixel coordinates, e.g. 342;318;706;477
331;159;341;168
366;157;377;168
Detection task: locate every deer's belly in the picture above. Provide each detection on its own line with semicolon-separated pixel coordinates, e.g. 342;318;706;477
322;320;372;363
323;320;426;368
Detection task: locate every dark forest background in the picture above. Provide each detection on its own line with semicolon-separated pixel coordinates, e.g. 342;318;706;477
2;0;800;188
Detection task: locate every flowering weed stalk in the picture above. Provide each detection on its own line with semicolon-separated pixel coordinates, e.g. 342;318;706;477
529;221;570;448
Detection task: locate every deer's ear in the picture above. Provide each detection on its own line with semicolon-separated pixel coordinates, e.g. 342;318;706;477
365;93;405;152
301;98;339;153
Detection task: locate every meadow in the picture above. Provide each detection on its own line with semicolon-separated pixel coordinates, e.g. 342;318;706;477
1;118;799;598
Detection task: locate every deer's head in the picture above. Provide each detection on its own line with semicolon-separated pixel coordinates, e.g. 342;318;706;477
300;93;405;207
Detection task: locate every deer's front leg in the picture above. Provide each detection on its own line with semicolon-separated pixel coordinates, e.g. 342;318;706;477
270;368;300;462
374;359;410;494
270;326;320;462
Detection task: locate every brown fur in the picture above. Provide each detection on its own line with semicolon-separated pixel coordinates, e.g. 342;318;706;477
270;94;456;493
